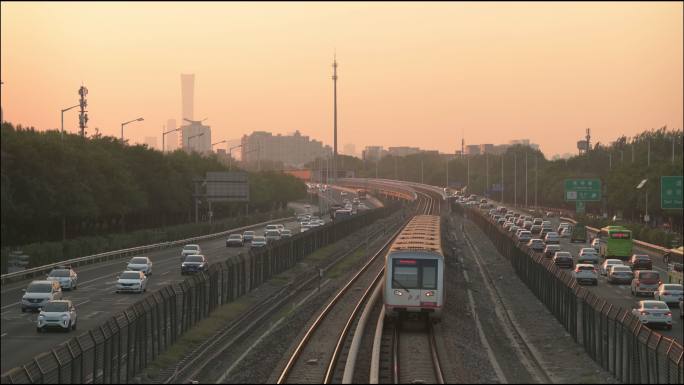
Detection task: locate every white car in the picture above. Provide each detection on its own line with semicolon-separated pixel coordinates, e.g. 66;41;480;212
653;284;683;305
265;224;281;234
116;271;148;294
631;300;673;330
544;232;560;245
126;257;153;275
600;259;623;276
591;238;601;252
251;236;267;248
560;227;573;238
574;264;598;285
518;231;532;243
36;300;77;333
181;244;202;261
264;229;281;242
578;248;599;264
280;229;293;238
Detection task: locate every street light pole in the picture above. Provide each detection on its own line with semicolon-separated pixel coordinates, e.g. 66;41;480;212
121;117;144;143
525;153;528;207
61;104;80;141
229;144;244;171
211;140;227;152
162;126;181;153
514;153;517;207
501;154;504;203
188;132;205;152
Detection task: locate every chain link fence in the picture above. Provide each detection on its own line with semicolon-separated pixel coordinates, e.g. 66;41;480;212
467;206;683;384
1;204;401;384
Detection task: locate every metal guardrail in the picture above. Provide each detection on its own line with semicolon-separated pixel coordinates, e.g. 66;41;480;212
0;216;294;286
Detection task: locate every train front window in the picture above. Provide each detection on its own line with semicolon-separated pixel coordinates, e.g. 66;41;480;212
393;266;419;289
422;260;438;289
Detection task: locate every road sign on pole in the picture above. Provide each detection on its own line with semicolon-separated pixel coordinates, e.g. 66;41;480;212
564;179;601;201
661;176;683;209
576;201;586;214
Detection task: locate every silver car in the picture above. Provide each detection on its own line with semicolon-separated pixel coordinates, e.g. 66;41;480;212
181;244;202;261
37;300;77;333
127;257;153;276
22;280;63;313
264;229;281;242
45;267;78;290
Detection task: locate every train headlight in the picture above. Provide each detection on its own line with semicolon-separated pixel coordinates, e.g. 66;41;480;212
425;291;434;297
394;290;403;296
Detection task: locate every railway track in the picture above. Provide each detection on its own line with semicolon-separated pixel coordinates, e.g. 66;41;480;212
277;192;434;384
160;210;405;384
278;187;445;384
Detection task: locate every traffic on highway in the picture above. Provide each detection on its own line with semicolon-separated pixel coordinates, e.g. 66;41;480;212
457;194;683;343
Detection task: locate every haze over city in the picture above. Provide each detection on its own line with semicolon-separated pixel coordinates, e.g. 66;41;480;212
1;2;682;158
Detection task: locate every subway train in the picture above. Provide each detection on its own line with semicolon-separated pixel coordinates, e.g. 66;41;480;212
384;215;444;321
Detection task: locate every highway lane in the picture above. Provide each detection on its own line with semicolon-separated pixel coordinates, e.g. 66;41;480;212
0;203;326;374
0;193;382;374
476;203;682;343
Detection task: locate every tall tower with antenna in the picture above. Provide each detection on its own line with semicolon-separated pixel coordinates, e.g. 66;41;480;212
332;55;338;183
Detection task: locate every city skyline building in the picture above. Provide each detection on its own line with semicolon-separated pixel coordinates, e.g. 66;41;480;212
241;130;332;167
181;74;194;122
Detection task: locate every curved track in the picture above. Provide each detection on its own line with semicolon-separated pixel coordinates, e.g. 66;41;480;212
277;187;445;384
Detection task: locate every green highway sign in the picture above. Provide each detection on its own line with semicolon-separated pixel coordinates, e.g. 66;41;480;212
576;201;586;214
661;176;683;209
564;178;601;202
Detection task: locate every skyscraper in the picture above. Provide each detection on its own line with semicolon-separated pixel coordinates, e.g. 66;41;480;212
181;74;194;122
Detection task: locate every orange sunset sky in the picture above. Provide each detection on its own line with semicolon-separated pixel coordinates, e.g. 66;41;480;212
1;2;682;158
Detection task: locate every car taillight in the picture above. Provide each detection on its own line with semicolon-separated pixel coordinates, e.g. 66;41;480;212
665;312;672;317
662;292;670;295
425;291;434;297
640;311;650;315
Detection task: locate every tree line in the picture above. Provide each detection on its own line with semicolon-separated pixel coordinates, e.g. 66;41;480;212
306;127;683;232
0;122;306;247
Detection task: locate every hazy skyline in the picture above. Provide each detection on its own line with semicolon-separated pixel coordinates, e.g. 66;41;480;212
1;2;682;158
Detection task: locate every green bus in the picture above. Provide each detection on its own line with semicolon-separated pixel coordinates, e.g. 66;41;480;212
598;226;633;260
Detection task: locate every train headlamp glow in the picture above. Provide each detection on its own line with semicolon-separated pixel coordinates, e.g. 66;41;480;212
425;291;434;297
394;290;403;296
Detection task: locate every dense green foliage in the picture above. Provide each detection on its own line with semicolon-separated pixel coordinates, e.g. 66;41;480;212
0;122;306;247
308;128;683;232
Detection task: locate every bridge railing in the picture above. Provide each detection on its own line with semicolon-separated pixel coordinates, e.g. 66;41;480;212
0;205;401;384
0;216;293;286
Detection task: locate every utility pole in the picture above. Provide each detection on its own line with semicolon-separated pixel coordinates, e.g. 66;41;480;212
673;136;676;164
467;156;470;192
609;152;612;170
421;159;424;184
485;154;489;197
446;158;449;188
632;142;635;163
647;139;650;167
78;85;88;137
501;154;504;203
525;151;527;207
514;152;517;207
534;155;538;208
332;55;338;185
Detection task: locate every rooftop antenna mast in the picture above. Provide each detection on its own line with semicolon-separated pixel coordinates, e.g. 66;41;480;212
585;128;591;151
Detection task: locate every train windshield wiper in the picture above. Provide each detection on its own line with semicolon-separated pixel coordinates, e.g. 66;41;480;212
392;278;410;294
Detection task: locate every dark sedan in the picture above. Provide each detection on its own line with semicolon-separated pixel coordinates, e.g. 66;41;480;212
181;255;208;275
627;254;652;270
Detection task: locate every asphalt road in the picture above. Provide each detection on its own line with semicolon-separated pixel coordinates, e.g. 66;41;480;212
477;202;682;343
0;202;337;374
